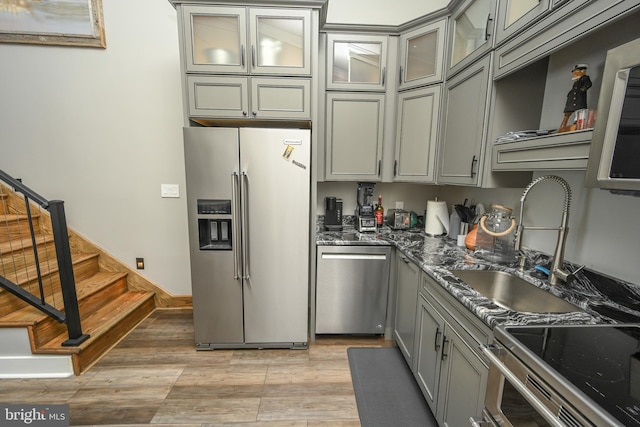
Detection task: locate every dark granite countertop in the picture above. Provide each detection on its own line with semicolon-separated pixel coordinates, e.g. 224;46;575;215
316;220;640;329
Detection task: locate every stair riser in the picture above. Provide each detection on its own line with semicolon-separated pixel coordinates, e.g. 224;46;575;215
0;218;42;244
0;240;57;275
31;276;129;348
0;256;100;317
74;296;155;374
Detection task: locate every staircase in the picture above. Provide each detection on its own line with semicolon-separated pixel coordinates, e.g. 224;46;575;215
0;184;158;377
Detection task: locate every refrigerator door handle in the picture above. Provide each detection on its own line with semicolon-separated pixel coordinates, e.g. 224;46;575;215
231;172;240;280
241;171;250;281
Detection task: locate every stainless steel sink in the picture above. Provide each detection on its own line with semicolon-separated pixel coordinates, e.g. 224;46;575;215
450;270;583;313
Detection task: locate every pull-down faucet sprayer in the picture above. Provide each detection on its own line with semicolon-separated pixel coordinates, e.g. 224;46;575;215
514;175;581;285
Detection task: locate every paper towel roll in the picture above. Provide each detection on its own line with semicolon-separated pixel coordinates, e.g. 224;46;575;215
425;200;449;236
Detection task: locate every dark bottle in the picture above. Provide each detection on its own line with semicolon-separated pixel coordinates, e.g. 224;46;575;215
375;195;384;229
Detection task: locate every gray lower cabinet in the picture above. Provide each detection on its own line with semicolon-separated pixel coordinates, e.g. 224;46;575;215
414;293;445;414
187;75;311;120
394;85;441;183
438;54;491;186
324;92;385;181
418;272;491;427
398;266;492;427
393;252;420;366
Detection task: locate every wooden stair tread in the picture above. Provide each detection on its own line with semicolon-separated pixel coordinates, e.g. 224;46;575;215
0;271;129;325
36;291;155;354
0;252;98;287
0;234;54;255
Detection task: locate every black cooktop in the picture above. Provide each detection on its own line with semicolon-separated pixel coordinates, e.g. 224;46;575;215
504;324;640;426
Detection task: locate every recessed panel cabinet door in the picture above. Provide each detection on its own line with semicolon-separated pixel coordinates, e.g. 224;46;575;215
394;85;441;183
325;92;385;181
187;75;249;119
415;294;445;415
436;327;488;427
438;54;491;186
393;254;420;366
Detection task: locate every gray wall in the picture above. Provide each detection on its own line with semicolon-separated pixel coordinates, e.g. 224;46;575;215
0;0;191;295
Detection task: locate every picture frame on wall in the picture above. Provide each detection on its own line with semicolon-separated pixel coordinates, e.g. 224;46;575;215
0;0;106;48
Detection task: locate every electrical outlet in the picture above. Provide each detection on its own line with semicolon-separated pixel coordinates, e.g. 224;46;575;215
161;184;180;198
395;201;404;209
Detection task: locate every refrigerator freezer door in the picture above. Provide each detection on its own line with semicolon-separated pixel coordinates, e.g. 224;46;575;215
183;127;244;345
239;128;310;345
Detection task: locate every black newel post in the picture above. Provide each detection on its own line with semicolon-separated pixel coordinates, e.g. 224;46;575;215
48;200;90;346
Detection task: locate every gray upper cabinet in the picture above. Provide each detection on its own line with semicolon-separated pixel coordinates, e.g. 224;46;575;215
326;34;389;91
438;54;492;186
494;0;551;46
182;5;311;76
187;75;311;120
248;8;312;76
324;92;385;181
182;6;248;74
394;85;441;183
494;0;640;79
398;19;447;90
446;0;497;78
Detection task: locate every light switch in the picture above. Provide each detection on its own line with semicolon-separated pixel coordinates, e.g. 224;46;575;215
161;184;180;198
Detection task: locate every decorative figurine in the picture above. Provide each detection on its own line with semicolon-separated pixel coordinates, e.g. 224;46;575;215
559;64;592;132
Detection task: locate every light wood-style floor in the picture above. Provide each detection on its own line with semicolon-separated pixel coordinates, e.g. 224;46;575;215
0;309;394;426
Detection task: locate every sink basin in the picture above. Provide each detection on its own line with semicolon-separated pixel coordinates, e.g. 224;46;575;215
450;270;583;313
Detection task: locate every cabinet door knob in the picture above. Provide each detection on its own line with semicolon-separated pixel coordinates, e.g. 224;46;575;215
241;45;245;67
252;111;257;116
470;155;478;177
381;66;386;86
399;66;403;85
434;328;442;351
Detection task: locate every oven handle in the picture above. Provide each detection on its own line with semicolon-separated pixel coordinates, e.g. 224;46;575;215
481;345;566;427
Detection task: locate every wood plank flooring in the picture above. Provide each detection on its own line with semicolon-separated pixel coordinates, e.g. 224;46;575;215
0;309;394;426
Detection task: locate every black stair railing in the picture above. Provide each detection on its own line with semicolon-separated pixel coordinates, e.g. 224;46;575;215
0;169;89;346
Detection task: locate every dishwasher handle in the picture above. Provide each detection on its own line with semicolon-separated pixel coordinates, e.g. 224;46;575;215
321;253;388;260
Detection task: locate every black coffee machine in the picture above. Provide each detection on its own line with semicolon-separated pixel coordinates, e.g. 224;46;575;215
356;182;376;232
324;196;343;231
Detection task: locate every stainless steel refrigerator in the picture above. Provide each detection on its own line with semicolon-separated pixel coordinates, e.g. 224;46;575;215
183;127;310;349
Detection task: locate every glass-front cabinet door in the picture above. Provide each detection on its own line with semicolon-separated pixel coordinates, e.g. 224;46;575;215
326;34;388;91
447;0;496;77
249;8;311;75
183;6;248;74
495;0;550;45
182;6;311;76
399;19;447;90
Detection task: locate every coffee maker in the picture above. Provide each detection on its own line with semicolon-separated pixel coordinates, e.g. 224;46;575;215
324;196;343;231
356;182;377;232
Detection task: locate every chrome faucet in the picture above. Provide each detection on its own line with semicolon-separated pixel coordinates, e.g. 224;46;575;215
514;175;578;285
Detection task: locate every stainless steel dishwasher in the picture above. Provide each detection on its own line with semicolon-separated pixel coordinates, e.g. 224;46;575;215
315;245;391;334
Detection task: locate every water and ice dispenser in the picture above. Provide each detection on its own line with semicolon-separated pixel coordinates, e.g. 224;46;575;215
197;199;232;250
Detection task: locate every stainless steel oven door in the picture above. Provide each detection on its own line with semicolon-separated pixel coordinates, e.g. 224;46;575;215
474;345;592;427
